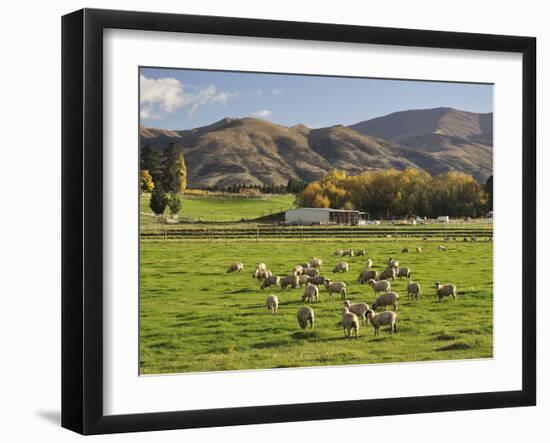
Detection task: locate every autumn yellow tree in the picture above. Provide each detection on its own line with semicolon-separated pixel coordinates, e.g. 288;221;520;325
140;169;155;193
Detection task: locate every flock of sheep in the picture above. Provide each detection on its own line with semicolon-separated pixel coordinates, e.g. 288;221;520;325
227;245;458;340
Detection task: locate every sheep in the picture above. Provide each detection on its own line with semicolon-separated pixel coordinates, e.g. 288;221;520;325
266;294;279;314
366;259;373;268
310;257;323;268
292;264;304;276
297;306;314;329
372;292;400;311
252;263;268;279
438;245;448;251
309;275;331;286
302;283;320;303
366;309;397;335
254;269;273;281
332;261;349;273
407;281;421;300
261;275;280;290
343;300;369;325
298;274;312;287
334;249;344;257
358;269;378;284
387;257;399;269
227;262;244;273
342;250;354;257
379;268;397;281
325;281;347;300
416;247;423;253
401;247;409;253
367;279;391;294
397;267;412;278
280;274;299;290
300;262;310;269
355;250;366;256
434;281;457;302
342;307;360;339
302;267;320;277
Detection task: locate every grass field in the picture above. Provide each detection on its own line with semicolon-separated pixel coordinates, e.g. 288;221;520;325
140;193;295;224
140;239;493;374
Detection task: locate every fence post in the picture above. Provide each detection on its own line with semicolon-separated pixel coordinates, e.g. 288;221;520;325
164;225;167;243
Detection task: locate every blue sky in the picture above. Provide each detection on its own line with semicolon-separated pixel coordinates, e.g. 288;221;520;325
140;67;493;130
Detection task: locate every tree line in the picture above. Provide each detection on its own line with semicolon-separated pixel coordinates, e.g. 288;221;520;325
297;168;493;219
141;144;187;217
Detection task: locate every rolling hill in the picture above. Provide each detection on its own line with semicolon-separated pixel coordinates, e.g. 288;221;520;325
140;108;493;188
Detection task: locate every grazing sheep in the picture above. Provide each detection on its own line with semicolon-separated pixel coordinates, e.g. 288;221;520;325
407;281;421;300
358;269;378;284
302;283;320;303
325;281;347;300
334;249;344;257
355;250;366;256
401;247;409;253
309;275;331;286
379;268;397;281
292;264;304;276
372;292;400;311
397;267;412;278
254;269;273;281
332;261;349;273
300;262;310;269
280;274;299;290
343;300;369;325
298;274;312;287
438;245;448;251
366;309;397;335
366;259;373;268
387;258;399;269
416;247;423;253
342;307;360;339
252;263;268;279
302;267;320;277
266;294;279;314
227;262;244;273
261;275;280;290
310;257;323;268
434;281;457;302
367;279;391;294
342;250;354;257
297;306;314;329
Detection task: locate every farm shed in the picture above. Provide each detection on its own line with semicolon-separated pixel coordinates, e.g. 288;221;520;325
285;208;367;225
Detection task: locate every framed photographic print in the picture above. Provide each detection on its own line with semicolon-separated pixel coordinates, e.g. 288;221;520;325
62;8;536;435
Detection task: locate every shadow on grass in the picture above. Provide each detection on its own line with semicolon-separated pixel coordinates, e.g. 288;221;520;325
436;341;473;351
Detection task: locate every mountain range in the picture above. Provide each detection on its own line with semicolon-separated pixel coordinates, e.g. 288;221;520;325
139;107;493;188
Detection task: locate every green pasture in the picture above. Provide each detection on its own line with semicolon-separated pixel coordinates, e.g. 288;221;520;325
140;239;493;374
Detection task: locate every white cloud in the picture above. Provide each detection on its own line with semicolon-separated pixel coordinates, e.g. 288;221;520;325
140;74;236;119
252;110;272;118
272;89;282;95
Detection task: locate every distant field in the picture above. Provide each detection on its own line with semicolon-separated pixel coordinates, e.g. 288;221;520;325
140;192;295;224
140;240;493;374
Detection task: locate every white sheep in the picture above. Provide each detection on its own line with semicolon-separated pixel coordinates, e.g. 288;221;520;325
302;267;320;277
358;269;378;284
297;306;315;329
438;245;448;251
332;261;349;273
397;267;412;278
227;262;244;273
310;257;323;268
366;259;373;268
302;283;320;303
372;291;400;311
387;257;399;269
407;281;421;300
325;281;347;300
280;274;299;290
342;250;354;257
366;310;397;335
261;275;280;290
434;281;457;302
343;300;369;325
379;268;397;281
292;264;304;276
342;307;359;339
298;274;312;287
368;279;391;294
334;249;344;257
416;247;423;253
254;269;273;281
252;263;268;279
266;294;279;314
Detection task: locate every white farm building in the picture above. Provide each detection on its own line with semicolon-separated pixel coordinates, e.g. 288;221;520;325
285;208;367;225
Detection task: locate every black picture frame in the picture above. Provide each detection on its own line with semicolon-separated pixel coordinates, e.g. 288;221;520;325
62;8;536;435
